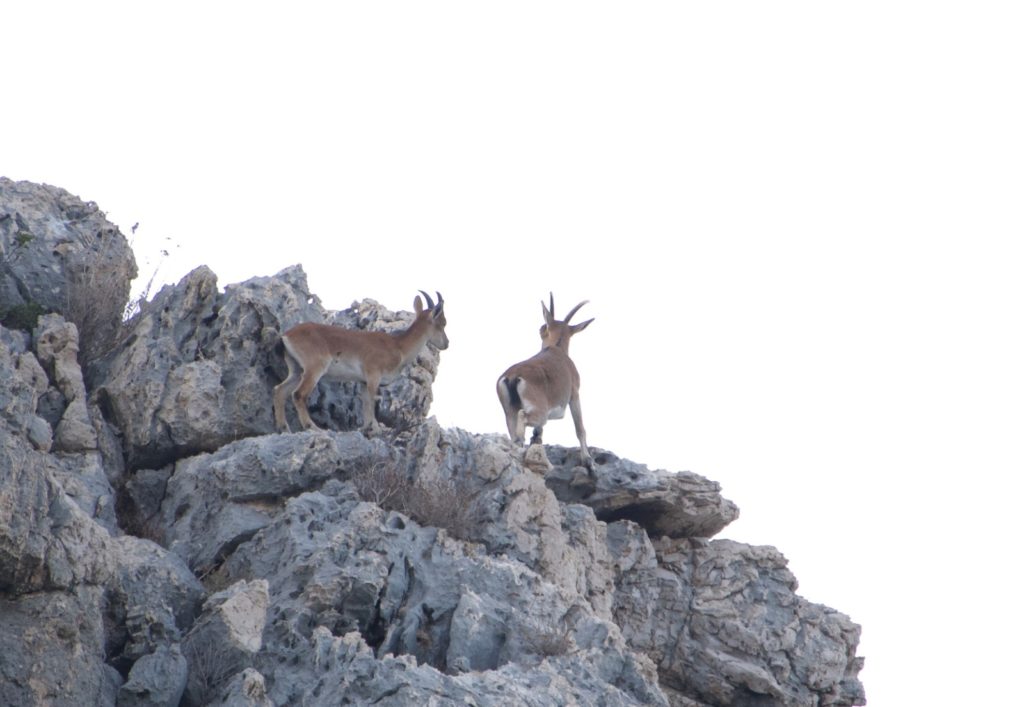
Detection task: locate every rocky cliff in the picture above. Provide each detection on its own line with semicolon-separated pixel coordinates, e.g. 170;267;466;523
0;179;865;706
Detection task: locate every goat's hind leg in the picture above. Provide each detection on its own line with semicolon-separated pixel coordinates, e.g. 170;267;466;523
292;361;329;431
273;354;302;432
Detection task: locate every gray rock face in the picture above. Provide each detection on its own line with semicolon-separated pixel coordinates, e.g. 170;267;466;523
614;537;866;707
153;431;390;573
94;266;443;469
183;580;269;706
108;535;204;665
35;313;100;452
209;668;273;707
219;483;667;706
0;586;122;707
0;181;865;707
117;644;188;707
0;178;137;362
545;445;741;539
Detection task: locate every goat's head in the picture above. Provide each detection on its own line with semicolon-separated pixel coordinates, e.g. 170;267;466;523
539;292;593;352
415;290;449;350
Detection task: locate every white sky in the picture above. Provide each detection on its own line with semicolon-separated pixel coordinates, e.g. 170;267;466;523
5;3;1023;704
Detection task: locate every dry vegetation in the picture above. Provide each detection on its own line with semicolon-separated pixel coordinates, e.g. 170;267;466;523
351;461;481;542
182;634;248;705
64;257;135;364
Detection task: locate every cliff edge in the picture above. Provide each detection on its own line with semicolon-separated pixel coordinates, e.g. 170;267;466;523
0;179;865;706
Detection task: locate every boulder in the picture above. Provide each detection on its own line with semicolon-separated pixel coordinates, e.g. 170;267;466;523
117;644;188;707
183;580;270;706
0;586;122;707
0;178;137;362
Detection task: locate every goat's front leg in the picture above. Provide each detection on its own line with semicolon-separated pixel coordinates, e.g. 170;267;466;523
361;374;383;436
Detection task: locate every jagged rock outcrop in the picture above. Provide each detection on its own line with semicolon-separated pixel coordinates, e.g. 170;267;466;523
545;446;740;539
0;178;137;364
612;536;865;706
0;178;135;313
0;181;865;706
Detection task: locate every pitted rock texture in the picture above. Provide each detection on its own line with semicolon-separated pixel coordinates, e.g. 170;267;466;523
0;178;137;362
545;445;740;539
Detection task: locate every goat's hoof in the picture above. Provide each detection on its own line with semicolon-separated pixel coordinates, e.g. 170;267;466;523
570;468;597;493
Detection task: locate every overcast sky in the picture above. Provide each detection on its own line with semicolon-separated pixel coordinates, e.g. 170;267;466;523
5;3;1023;704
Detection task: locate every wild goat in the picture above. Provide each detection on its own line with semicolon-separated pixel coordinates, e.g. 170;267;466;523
497;294;594;469
273;291;448;433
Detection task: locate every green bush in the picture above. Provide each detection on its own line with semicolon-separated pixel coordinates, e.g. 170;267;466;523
0;301;47;331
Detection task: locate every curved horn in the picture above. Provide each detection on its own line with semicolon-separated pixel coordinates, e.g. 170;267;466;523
418;290;435;310
435;291;444;309
564;300;589;324
549;292;555;319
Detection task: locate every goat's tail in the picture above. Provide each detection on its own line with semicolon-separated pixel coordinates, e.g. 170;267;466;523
500;376;523;408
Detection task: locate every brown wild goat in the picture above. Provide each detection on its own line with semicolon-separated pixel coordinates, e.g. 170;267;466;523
497;294;594;469
273;291;448;433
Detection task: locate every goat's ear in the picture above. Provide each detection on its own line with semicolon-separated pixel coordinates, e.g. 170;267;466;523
571;318;594;334
432;301;445;319
539;323;549;339
414;296;424;314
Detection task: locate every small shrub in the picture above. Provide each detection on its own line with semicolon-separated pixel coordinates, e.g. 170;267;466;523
350;460;415;509
405;476;481;542
0;301;47;331
523;623;573;658
65;259;133;364
182;635;248;705
351;461;481;542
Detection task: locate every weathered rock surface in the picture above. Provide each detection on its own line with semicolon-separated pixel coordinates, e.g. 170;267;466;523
0;178;137;363
183;580;269;706
545;445;741;539
0;586;123;707
117;644;189;707
151;431;390;573
0;181;865;706
219;482;666;706
612;536;865;707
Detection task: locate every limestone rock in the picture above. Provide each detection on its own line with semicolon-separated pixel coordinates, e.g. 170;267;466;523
209;668;273;707
220;484;668;706
183;580;270;707
545;445;740;539
0;324;52;449
402;422;620;618
34;313;98;451
613;537;865;706
0;434;114;595
108;535;204;665
0;178;136;361
0;586;122;707
0;181;867;706
117;644;188;707
153;430;390;572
